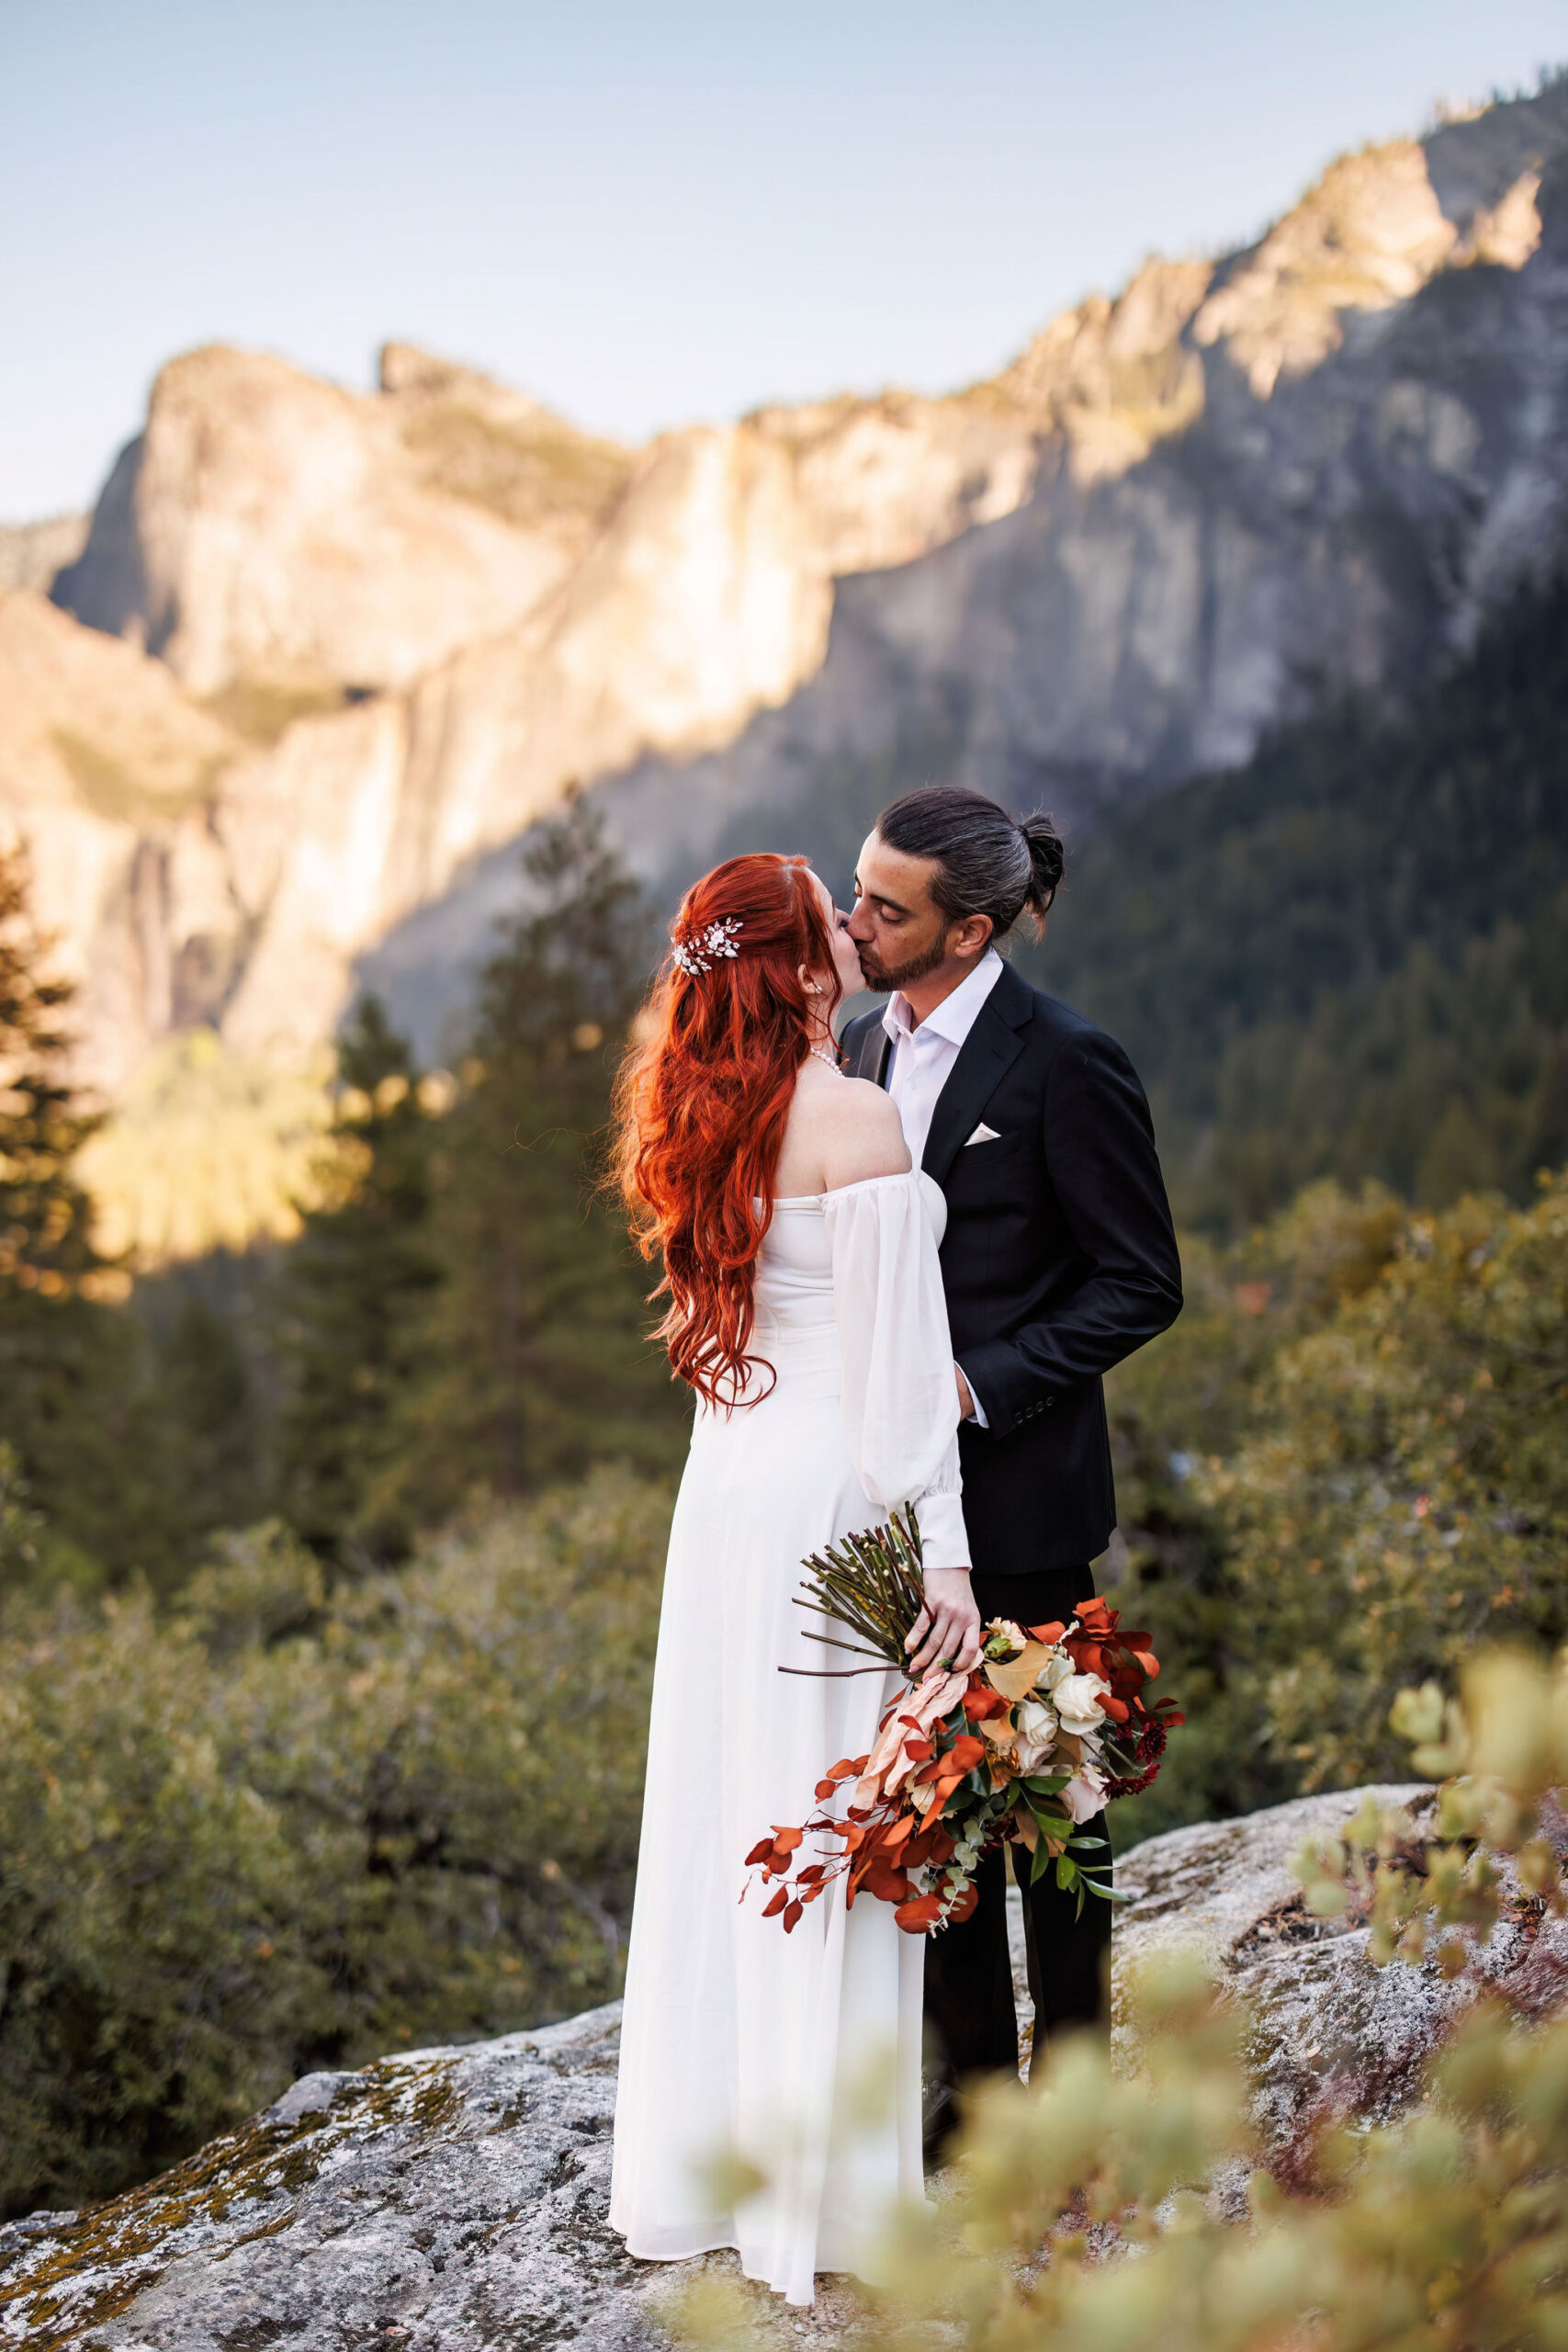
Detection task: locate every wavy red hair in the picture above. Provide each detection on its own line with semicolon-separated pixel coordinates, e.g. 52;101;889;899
614;854;842;1409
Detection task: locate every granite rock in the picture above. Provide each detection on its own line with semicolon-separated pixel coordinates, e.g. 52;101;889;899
7;1783;1565;2348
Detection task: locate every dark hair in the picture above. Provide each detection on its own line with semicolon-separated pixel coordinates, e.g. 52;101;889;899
876;785;1064;940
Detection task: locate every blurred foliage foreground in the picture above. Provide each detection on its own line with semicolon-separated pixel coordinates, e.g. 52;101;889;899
0;1469;671;2221
681;1649;1568;2352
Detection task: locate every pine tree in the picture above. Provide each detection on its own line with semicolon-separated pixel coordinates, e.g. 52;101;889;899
395;796;687;1514
272;997;441;1564
0;847;188;1591
0;846;107;1303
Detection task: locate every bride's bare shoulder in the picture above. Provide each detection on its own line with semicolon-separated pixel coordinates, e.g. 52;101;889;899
817;1073;910;1190
775;1062;909;1196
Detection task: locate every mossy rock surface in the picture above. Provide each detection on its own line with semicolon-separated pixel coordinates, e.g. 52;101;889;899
0;2003;665;2351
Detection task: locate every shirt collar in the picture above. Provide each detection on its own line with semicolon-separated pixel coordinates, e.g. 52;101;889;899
882;946;1005;1048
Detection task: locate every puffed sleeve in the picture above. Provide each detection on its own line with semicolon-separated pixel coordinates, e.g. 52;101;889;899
821;1172;971;1573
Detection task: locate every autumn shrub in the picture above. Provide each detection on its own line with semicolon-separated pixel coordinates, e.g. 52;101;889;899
0;1466;671;2219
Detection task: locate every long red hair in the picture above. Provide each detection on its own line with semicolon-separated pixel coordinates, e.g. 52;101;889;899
615;854;842;1408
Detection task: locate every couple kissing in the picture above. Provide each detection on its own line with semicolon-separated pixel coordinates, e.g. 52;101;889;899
608;784;1182;2309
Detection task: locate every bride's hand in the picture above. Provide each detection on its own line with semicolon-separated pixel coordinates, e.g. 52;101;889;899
906;1566;983;1679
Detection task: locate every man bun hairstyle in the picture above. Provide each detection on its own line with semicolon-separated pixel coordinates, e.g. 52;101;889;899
877;785;1064;941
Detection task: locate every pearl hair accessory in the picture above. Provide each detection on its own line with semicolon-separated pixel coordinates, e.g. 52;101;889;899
671;916;744;977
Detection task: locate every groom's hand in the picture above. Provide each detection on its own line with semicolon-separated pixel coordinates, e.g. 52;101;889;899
907;1566;983;1679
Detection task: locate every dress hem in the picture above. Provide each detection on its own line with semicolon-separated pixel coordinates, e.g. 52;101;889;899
611;2224;864;2310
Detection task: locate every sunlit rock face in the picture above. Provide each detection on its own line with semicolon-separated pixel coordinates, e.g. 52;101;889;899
0;594;239;1095
9;80;1568;1126
5;1787;1560;2348
51;344;632;697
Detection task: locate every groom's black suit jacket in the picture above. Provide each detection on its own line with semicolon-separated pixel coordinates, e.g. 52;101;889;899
840;961;1182;1576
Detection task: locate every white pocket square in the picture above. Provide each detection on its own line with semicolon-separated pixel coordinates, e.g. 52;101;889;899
964;1122;1001;1146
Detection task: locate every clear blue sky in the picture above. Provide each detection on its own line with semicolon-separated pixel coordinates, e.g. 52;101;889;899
3;1;1564;519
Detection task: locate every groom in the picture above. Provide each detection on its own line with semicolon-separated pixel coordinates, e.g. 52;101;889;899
840;784;1182;2143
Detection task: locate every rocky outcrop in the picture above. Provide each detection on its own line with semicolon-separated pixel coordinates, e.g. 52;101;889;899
8;81;1568;1122
51;345;633;698
6;1785;1562;2350
1108;1783;1568;2154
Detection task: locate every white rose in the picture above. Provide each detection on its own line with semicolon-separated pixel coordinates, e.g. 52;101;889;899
1013;1695;1058;1774
1060;1761;1108;1823
1052;1671;1111;1736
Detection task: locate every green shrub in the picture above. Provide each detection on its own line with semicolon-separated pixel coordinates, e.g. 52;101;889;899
0;1468;671;2219
1103;1173;1568;1836
1206;1173;1568;1792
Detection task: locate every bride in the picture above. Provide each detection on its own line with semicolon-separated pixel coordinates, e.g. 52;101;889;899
608;852;982;2308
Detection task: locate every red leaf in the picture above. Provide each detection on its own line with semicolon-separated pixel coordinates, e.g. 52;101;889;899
761;1885;790;1917
783;1900;803;1932
771;1825;804;1854
946;1880;980;1925
814;1779;837;1801
894;1894;942;1932
796;1863;828;1885
860;1865;913;1904
744;1838;774;1867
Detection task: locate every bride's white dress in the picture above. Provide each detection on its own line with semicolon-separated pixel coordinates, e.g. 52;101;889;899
610;1170;969;2308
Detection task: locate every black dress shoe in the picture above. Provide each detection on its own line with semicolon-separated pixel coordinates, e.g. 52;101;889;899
922;2075;962;2167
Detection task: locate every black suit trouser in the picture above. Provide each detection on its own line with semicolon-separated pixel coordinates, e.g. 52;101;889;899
924;1566;1111;2094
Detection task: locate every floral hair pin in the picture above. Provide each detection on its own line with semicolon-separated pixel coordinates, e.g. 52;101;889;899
671;916;744;977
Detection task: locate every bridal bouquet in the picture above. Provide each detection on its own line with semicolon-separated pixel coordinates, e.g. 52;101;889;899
744;1511;1181;1936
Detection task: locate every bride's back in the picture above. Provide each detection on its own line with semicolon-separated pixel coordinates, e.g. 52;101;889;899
771;1057;910;1201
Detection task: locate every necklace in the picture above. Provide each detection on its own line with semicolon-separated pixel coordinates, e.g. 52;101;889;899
807;1043;841;1074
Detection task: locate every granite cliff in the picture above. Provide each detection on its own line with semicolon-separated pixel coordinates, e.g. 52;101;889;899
6;81;1568;1182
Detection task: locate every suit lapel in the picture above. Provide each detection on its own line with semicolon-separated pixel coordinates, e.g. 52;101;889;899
921;962;1032;1185
846;1013;891;1088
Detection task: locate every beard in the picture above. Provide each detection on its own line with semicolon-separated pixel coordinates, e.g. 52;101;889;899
855;930;951;995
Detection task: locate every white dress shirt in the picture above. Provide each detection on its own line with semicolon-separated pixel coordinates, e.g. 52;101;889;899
882;947;1005;1429
882;946;1005;1167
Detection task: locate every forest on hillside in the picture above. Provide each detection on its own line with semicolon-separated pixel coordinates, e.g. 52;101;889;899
1032;573;1568;1230
1;576;1565;2219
